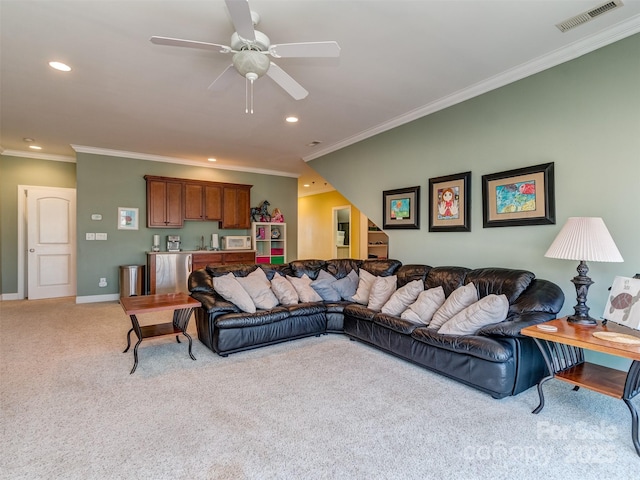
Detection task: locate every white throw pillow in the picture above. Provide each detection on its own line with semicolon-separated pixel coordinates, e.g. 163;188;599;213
400;286;446;324
438;294;509;335
381;280;424;316
236;268;279;310
270;273;299;306
287;274;323;303
428;283;478;330
212;272;256;313
352;269;377;305
367;275;397;311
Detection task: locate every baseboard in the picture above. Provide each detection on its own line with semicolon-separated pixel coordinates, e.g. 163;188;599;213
1;293;21;301
75;293;120;304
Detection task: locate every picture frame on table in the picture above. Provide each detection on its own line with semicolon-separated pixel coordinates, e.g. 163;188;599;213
603;276;640;330
428;171;471;232
383;186;420;230
482;162;555;228
117;207;139;230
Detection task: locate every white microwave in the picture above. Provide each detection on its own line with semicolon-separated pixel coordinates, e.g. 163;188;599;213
221;235;252;250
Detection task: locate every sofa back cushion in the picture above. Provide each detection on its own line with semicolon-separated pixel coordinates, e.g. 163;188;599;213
395;264;432;288
206;263;258;278
259;263;294;281
188;268;215;294
324;258;363;279
425;267;470;297
360;259;402;277
289;259;327;280
465;268;535;304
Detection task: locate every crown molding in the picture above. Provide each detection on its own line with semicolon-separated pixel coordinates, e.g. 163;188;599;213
303;15;640;163
70;145;299;178
0;148;76;163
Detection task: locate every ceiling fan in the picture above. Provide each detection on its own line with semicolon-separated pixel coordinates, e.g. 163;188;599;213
150;0;341;113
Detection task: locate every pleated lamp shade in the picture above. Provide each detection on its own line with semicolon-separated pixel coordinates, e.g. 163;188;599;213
545;217;623;263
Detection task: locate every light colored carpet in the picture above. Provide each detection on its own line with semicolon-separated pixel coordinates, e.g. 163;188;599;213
1;297;638;479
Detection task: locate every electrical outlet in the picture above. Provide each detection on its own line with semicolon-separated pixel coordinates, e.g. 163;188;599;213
98;278;107;287
86;233;95;240
96;233;108;241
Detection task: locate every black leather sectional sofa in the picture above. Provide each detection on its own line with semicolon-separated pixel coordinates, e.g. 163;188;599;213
188;258;564;399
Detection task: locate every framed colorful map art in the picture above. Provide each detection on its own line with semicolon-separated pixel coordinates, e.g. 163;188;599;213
383;186;420;229
482;162;555;228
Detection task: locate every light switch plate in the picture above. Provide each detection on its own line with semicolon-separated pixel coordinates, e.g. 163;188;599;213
96;233;108;241
86;233;96;240
91;214;102;221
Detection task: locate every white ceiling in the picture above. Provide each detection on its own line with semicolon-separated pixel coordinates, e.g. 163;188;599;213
2;0;639;196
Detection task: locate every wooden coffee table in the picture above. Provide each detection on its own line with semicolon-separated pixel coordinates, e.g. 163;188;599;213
522;318;640;456
120;293;201;374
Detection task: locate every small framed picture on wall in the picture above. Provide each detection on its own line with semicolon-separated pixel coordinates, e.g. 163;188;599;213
383;186;420;229
428;172;471;232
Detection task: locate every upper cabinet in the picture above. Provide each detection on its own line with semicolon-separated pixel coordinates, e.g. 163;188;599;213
145;176;184;228
221;185;251;229
145;175;251;229
184;181;222;221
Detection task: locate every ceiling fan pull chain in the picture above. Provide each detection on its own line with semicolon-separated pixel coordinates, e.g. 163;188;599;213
245;77;249;114
250;78;254;114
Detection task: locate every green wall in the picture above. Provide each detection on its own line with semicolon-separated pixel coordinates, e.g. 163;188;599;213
0;155;77;293
75;153;298;297
0;153;297;298
310;35;640;365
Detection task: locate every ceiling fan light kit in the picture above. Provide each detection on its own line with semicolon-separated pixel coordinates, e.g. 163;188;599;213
150;0;340;113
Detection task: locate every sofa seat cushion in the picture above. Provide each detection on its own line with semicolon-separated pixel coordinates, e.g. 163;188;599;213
373;313;423;335
344;303;376;321
285;302;326;317
324;301;352;314
214;307;290;329
411;327;513;363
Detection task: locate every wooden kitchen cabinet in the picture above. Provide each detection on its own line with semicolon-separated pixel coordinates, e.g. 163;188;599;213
145;176;183;228
184;182;222;221
190;251;255;272
221;185;251;229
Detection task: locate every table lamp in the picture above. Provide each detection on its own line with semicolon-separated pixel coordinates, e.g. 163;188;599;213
544;217;623;325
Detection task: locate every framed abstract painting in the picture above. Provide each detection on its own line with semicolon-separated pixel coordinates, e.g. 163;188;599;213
383;186;420;229
482;162;555;228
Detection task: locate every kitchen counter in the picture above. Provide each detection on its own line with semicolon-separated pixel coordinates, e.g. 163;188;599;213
146;250;256;294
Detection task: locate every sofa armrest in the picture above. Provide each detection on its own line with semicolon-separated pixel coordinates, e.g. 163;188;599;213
190;292;240;315
477;311;557;338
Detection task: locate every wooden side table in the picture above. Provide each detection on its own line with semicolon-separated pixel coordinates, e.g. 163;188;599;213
120;293;201;374
522;318;640;456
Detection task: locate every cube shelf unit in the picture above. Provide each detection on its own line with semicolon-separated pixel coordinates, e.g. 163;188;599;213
253;222;287;264
367;220;388;259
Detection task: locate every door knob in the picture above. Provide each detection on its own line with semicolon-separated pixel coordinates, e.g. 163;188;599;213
29;248;35;252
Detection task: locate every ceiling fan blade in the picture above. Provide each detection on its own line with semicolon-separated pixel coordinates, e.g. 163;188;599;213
268;41;341;58
225;0;256;42
208;65;239;91
266;62;308;100
150;36;231;53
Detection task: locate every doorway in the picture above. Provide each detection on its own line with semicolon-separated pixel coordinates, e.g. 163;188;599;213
17;185;77;299
332;205;351;259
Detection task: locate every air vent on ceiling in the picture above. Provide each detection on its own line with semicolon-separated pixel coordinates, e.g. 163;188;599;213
556;0;623;32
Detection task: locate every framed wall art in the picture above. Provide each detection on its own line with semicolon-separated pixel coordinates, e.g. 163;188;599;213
482;162;555;228
383;186;420;229
117;207;139;230
428;171;471;232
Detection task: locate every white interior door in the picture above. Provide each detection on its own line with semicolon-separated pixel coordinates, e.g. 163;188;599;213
26;187;77;299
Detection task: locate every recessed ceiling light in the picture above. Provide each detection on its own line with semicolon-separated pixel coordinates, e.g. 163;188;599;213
49;61;71;72
208;158;217;162
23;137;35;143
303;184;310;187
29;145;43;150
285;116;299;123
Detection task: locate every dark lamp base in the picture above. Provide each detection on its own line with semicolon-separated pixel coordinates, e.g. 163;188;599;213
566;315;598;326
